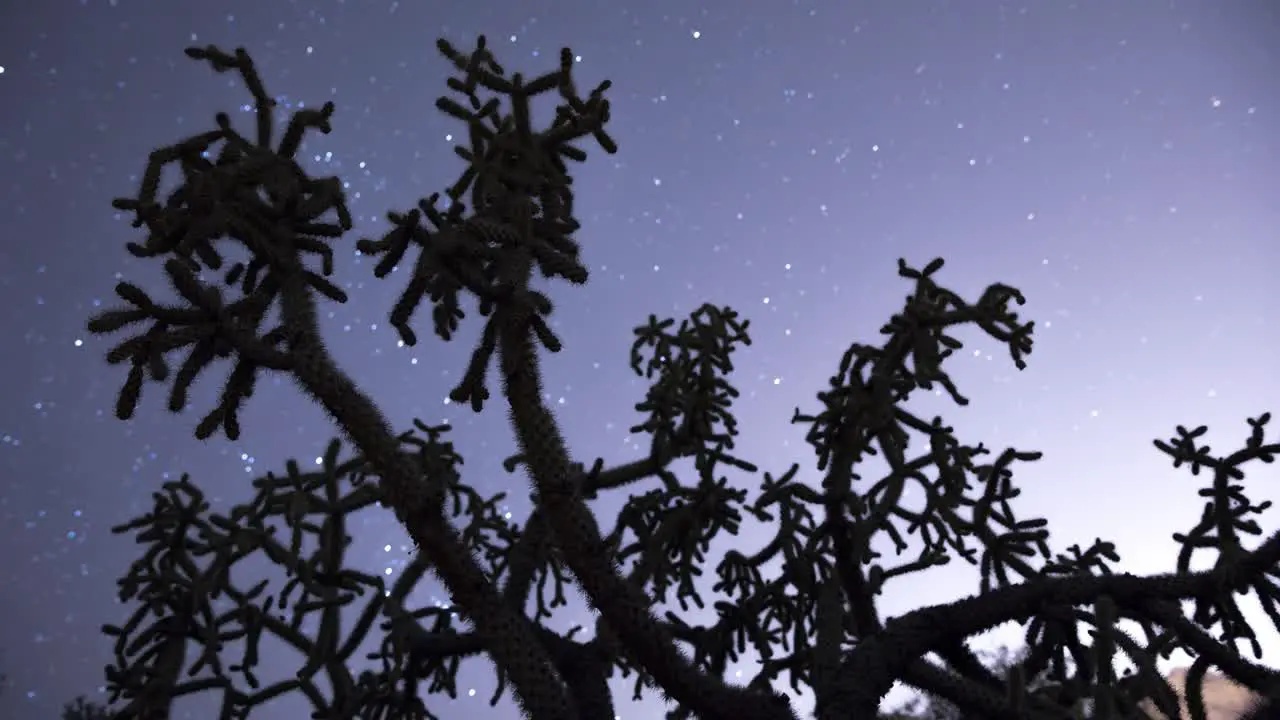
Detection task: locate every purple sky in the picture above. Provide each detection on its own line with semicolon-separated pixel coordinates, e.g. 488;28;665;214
1;1;1277;718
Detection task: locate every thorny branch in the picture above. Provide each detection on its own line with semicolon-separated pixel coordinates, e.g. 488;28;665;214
88;34;1280;720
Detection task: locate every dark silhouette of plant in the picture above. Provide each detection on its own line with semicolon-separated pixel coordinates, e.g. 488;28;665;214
882;644;1082;720
85;33;1280;720
0;666;111;720
877;643;1166;719
63;696;113;720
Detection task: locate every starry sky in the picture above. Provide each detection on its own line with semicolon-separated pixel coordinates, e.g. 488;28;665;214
0;0;1277;718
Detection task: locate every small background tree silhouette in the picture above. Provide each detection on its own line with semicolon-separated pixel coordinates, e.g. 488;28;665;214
84;32;1280;720
61;696;113;720
880;643;1097;719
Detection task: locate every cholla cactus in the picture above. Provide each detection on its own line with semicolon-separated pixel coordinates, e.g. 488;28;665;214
85;33;1280;720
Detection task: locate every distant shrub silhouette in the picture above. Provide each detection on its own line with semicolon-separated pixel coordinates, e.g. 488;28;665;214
62;696;113;720
85;33;1280;720
881;643;1091;720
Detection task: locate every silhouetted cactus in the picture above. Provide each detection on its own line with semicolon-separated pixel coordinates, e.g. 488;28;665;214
86;33;1280;720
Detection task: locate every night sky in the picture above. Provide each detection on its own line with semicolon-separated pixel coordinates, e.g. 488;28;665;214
1;1;1277;718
